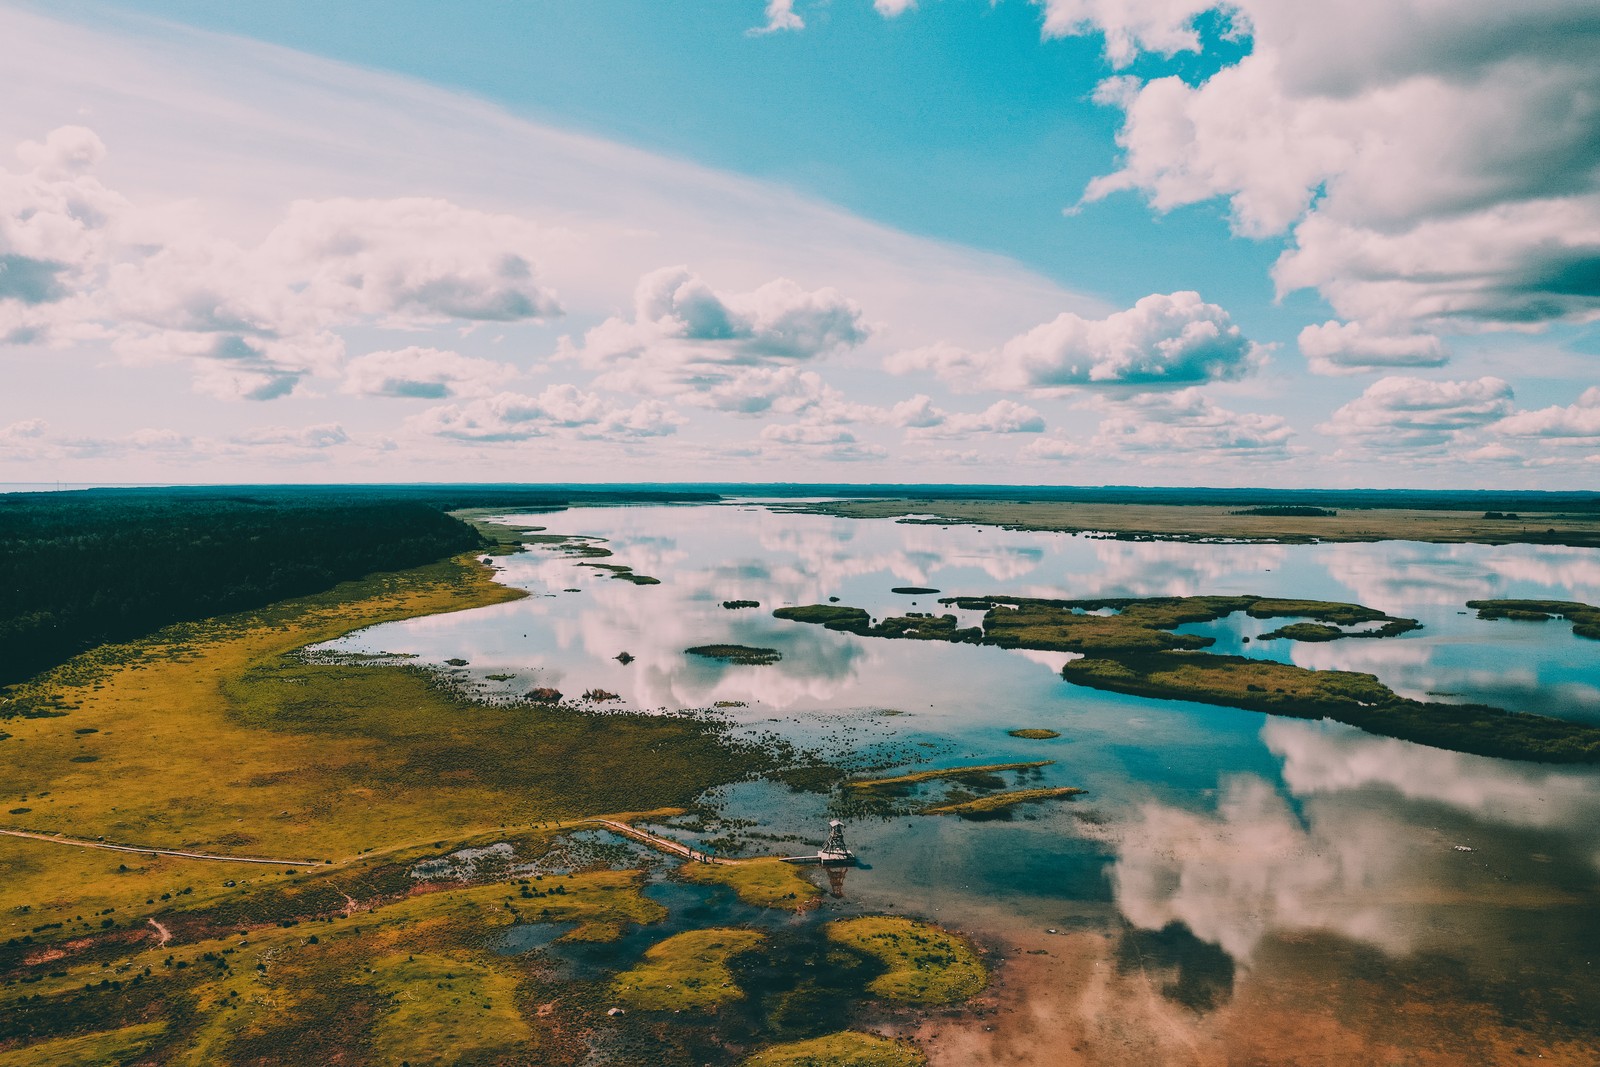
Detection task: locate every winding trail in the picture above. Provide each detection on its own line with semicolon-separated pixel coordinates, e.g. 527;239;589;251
0;828;321;867
147;918;172;947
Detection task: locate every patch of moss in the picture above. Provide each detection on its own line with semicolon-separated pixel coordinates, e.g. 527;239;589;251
824;917;985;1005
611;927;766;1011
677;859;821;911
686;645;783;666
1007;729;1060;739
920;786;1085;818
744;1030;927;1067
722;600;761;610
369;950;533;1065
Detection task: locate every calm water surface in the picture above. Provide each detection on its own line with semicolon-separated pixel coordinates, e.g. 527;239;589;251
319;502;1600;1059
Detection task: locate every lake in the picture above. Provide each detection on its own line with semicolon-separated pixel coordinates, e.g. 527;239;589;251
317;502;1600;1063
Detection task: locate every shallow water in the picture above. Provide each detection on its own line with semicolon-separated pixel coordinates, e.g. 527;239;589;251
318;502;1600;1059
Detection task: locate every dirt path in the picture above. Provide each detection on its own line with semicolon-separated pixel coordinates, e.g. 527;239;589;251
147;917;172;946
0;827;321;867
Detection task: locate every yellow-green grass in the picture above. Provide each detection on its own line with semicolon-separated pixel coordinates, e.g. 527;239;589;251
845;761;1053;790
677;858;822;911
369;951;533;1066
1;553;773;893
919;786;1086;816
824;917;986;1005
0;1022;166;1067
744;1030;927;1066
791;499;1600;548
0;866;663;1065
611;927;766;1011
1007;729;1060;739
1;555;521;856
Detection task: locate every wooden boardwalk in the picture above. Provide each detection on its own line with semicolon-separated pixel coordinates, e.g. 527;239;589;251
585;819;739;865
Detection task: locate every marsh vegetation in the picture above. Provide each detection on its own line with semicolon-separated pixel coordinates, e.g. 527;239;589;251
772;593;1600;761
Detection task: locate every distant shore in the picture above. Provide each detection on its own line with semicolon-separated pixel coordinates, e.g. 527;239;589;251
786;499;1600;548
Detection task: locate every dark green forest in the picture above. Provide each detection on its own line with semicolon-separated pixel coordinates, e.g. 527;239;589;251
0;485;715;687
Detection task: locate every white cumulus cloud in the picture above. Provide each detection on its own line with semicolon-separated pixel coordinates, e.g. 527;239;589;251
342;346;517;399
1492;387;1600;440
412;385;684;442
891;291;1264;392
1297;321;1449;376
1075;0;1600;337
751;0;804;35
1320;375;1514;452
1093;388;1296;461
565;266;870;413
891;395;1046;437
1;127;564;400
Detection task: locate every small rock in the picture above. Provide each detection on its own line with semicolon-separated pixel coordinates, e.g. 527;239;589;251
606;1007;625;1016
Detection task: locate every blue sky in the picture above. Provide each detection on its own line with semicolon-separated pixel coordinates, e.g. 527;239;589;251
2;0;1598;486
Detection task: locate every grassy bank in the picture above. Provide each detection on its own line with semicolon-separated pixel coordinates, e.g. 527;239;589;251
790;499;1600;548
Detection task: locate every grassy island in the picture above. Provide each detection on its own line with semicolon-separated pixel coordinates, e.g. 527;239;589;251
773;605;981;643
824;917;986;1005
678;859;822;911
920;786;1085;817
686;644;784;665
1008;728;1061;739
775;590;1600;762
612;927;767;1011
580;561;662;585
845;761;1054;790
744;1031;926;1066
1467;599;1600;639
1064;652;1600;762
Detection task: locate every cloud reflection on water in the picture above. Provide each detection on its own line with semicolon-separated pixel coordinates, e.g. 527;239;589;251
1100;717;1600;970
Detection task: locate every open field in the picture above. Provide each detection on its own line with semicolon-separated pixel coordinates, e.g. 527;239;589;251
792;499;1600;547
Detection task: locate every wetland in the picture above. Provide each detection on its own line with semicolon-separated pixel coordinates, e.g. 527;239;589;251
5;494;1600;1065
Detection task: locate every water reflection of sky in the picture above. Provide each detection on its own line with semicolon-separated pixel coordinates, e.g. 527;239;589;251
316;502;1600;1034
